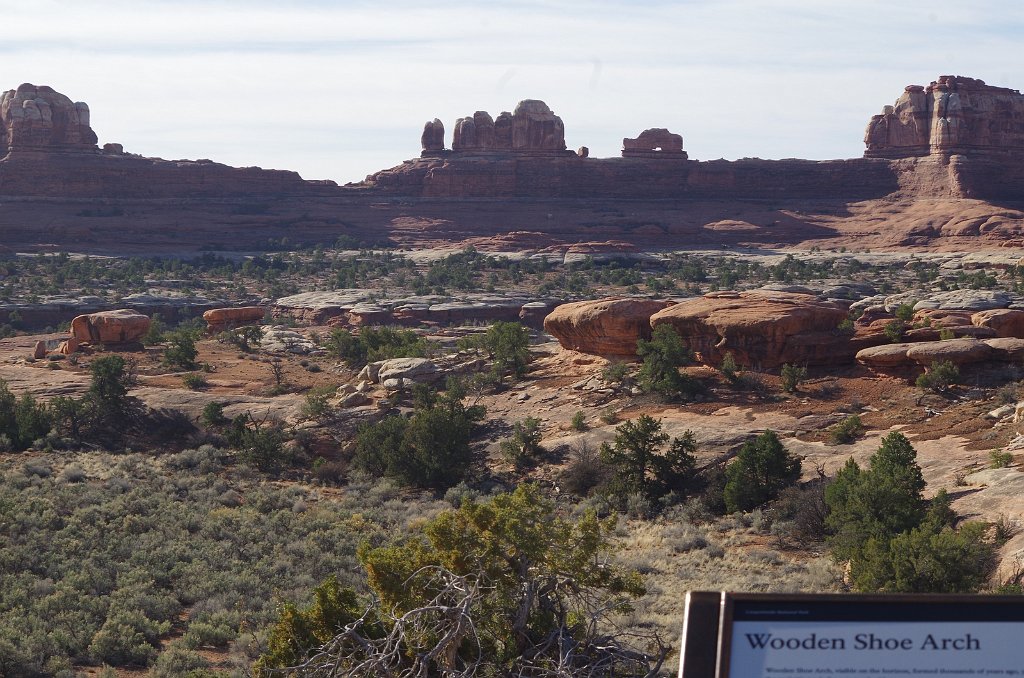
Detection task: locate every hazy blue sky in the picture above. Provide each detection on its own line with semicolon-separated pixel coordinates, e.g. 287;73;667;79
3;0;1022;182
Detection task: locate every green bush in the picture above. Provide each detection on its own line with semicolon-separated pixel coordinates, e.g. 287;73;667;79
458;321;532;381
600;414;697;506
182;373;207;390
636;324;701;399
916;360;960;392
894;303;916;321
326;326;430;367
990;449;1014;468
779;363;807;394
500;417;544;468
828;414;864;444
570;410;587;431
226;413;290;472
162;330;199;370
200;401;227;427
884;319;907;343
826;432;926;564
352;390;484;490
723;430;801;513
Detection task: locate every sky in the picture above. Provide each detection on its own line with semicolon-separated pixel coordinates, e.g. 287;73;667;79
2;0;1023;184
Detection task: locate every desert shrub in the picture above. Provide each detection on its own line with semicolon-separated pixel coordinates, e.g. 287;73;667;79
570;410;587;431
142;313;166;346
352;390;483;490
723;430;801;513
226;413;290;472
599;415;698;507
301;386;334;421
779;363;807;394
938;328;955;340
719;351;739;380
990;448;1014;468
883;318;907;343
200;401;228;427
0;384;53;451
894;303;916;321
260;485;654;677
223;325;263;353
773;479;831;542
636;324;701;399
149;642;211;677
560;440;612;497
326;326;431;367
162;329;199;370
458;321;532;380
499;417;544;468
828;414;864;444
915;360;960;392
601;361;630;385
59;464;87;483
182;373;207;390
835;317;855;336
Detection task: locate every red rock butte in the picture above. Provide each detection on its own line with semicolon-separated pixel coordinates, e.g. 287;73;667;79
2;76;1024;254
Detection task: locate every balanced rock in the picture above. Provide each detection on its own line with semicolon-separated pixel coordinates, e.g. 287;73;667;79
203;306;265;332
649;291;849;369
1;83;97;151
543;298;673;358
70;309;150;345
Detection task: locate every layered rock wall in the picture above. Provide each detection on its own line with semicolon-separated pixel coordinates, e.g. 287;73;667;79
865;75;1024;158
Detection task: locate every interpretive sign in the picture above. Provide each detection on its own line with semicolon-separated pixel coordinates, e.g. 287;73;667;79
677;592;1024;678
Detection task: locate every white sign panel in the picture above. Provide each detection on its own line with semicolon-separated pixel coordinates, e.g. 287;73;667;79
717;595;1024;678
729;620;1022;676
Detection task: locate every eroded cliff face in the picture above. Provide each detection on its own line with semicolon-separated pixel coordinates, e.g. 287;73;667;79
1;80;1023;254
1;84;97;152
865;76;1024;158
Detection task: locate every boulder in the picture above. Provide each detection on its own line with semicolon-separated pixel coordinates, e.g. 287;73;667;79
543;298;674;358
203;306;265;332
984;337;1024;361
972;309;1024;338
905;338;994;366
59;337;79;355
856;343;913;367
649;291;850;368
261;326;317;354
32;340;46;359
70;309;150;345
374;357;440;386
